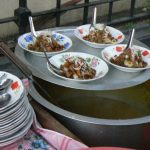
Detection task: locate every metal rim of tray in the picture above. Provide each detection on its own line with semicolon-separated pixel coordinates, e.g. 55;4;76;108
29;81;150;126
15;27;150;90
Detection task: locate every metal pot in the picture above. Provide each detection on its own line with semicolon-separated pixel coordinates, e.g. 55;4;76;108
1;35;150;149
11;28;150;149
29;76;150;149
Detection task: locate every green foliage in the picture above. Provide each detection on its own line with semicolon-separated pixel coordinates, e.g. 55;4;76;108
124;22;135;30
147;0;150;13
145;19;150;24
144;1;150;32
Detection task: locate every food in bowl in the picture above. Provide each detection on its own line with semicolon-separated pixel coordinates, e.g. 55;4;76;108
83;27;117;44
28;34;64;52
60;57;96;79
110;47;147;68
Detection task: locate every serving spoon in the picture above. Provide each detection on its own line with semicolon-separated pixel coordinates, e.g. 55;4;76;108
28;16;63;75
0;78;13;90
0;73;13;90
29;16;52;43
89;7;106;32
0;93;11;108
0;73;7;82
0;81;11;108
0;42;60;106
124;28;135;51
41;44;63;75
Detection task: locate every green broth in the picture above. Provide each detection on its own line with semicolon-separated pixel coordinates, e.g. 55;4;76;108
34;77;150;119
58;96;150;119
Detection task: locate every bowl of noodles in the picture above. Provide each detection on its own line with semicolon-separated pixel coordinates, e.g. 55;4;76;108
18;30;72;57
74;24;125;48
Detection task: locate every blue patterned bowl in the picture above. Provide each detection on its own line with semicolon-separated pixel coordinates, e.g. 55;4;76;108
18;30;72;57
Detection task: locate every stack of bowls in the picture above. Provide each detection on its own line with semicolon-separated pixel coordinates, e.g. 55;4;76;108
0;71;34;147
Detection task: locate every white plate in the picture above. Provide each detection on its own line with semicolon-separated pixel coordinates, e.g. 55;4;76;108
0;97;29;129
0;99;29;130
0;105;33;137
0;106;33;146
0;97;28;126
101;44;150;72
18;30;72;57
47;52;109;83
74;24;125;48
0;94;28;119
0;103;30;134
0;90;25;113
0;71;24;111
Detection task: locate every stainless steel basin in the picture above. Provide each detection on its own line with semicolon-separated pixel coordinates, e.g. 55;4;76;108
29;77;150;149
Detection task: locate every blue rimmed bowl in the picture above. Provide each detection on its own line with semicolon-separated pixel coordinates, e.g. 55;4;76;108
18;30;72;57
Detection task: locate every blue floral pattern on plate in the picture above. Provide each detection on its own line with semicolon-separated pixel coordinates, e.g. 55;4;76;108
18;31;72;57
24;35;33;42
53;34;65;40
64;42;70;48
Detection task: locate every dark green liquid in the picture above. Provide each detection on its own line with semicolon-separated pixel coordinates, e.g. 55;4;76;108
34;77;150;120
58;96;150;119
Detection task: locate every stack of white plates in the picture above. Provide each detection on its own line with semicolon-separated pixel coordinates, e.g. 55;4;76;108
0;71;34;147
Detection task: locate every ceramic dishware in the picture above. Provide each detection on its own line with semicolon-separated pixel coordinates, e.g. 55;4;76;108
18;30;72;57
101;44;150;72
47;52;109;83
74;24;125;48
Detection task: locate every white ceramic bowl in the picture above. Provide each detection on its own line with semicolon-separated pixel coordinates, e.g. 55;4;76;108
74;24;125;48
101;44;150;72
47;52;109;83
18;30;72;57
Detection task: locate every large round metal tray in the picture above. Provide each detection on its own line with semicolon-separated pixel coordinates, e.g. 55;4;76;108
15;27;150;90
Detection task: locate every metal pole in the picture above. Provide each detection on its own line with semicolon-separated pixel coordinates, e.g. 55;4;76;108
108;1;113;23
130;0;136;17
56;0;61;26
14;0;31;34
83;0;89;24
19;0;27;7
